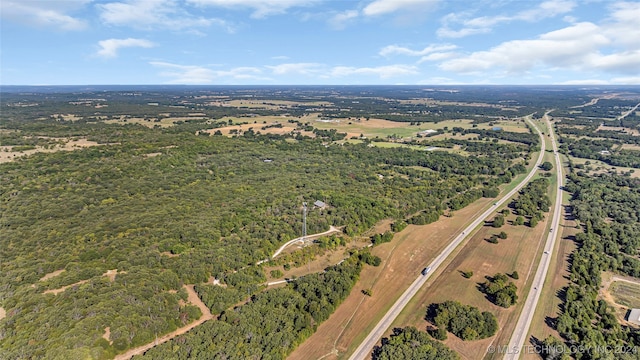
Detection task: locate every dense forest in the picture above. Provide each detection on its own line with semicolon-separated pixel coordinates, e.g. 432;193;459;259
425;301;499;341
372;327;459;360
542;172;640;359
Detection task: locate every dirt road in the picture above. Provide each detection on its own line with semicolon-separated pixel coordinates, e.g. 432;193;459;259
113;284;213;360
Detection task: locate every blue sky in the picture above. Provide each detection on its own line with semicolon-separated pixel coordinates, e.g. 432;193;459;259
1;0;639;85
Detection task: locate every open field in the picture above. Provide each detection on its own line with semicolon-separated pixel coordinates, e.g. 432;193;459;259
396;98;520;110
610;282;640;308
569;155;640;178
214;99;332;110
104;115;209;128
311;117;529;140
596;125;640;136
264;246;354;283
0;138;105;163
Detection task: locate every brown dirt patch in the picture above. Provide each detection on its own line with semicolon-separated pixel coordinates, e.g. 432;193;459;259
39;269;65;282
0;307;5;321
104;269;124;282
43;280;89;295
161;251;180;258
102;327;113;345
0;138;105;163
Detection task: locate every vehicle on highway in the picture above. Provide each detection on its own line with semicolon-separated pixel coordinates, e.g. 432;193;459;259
421;267;431;275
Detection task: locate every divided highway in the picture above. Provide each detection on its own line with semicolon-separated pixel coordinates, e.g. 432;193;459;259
504;114;564;359
348;117;547;360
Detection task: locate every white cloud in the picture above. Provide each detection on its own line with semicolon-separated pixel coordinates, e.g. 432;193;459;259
379;44;457;57
556;79;611;85
266;63;325;76
418;52;457;63
611;76;640;85
328;10;359;30
439;19;640;76
0;0;89;30
602;2;640;49
150;61;267;84
96;38;155;58
363;0;438;17
186;0;318;18
438;0;576;38
330;65;419;79
98;0;233;31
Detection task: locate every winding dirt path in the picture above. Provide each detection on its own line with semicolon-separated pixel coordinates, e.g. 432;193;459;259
113;284;212;360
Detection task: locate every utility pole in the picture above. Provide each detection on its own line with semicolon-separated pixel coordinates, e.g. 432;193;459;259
302;202;308;243
303;201;309;272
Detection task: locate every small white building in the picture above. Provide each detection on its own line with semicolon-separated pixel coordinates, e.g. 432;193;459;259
418;129;437;136
627;309;640;325
314;200;327;209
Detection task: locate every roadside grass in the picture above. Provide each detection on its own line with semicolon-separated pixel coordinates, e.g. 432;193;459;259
392;199;549;360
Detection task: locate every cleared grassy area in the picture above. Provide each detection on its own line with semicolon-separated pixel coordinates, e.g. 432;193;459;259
569;155;640;178
0;138;105;163
223;99;332;110
104;116;208;128
311;117;529;141
610;282;640;308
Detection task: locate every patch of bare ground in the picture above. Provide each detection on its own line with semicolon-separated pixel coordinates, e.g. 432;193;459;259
160;251;180;258
43;280;90;295
207;276;226;287
203;123;302;137
288;196;496;360
0;307;6;321
39;269;65;282
113;284;213;360
102;327;113;345
265;247;355;284
43;269;124;295
0;138;106;163
104;269;125;282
